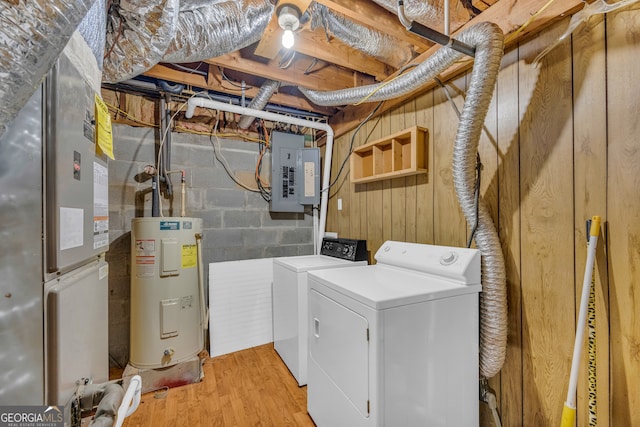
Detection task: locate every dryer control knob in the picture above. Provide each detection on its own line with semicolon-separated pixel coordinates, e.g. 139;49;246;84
440;251;458;265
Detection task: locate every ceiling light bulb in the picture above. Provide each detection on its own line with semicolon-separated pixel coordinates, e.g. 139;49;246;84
282;29;295;49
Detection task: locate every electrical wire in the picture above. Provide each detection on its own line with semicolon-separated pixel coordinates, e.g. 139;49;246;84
466;154;482;249
504;0;558;45
325;101;384;194
105;102;159;128
155;94;199;216
255;121;272;202
209;112;262;193
172;62;208;77
218;67;253;90
433;77;482;248
279;50;296;69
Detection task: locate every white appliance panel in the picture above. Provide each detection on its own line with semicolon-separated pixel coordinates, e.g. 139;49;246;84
272;255;367;386
309;264;481;309
306;241;481;427
272;264;300;379
309;289;369;417
45;258;109;406
382;294;479;426
274;254;364;272
0;85;44;404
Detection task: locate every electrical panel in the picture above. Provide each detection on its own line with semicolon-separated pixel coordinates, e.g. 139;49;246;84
270;131;320;213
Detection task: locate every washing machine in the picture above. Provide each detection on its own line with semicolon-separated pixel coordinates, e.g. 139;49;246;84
273;237;367;386
307;241;482;426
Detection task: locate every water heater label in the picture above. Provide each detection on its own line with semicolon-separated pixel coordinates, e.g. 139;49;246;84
135;239;155;278
160;221;180;231
182;244;197;269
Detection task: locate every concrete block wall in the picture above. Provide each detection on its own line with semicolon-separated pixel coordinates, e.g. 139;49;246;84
107;124;315;368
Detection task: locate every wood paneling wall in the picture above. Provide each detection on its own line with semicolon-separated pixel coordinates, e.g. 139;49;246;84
326;6;640;426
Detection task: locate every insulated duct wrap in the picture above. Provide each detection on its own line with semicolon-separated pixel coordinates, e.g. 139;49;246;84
300;22;507;378
162;0;274;63
308;3;412;67
78;0;107;70
372;0;442;26
238;80;281;130
103;0;179;83
0;0;95;139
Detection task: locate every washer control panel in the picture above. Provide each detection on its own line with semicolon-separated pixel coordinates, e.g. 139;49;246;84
320;237;368;262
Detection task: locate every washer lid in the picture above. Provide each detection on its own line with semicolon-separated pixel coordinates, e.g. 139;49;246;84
308;264;482;310
273;255;367;273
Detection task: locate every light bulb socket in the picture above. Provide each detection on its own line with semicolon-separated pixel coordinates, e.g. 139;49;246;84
277;4;301;32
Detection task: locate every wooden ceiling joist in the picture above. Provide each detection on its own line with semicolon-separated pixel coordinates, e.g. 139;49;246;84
143;63;337;116
295;29;393;80
330;0;588;137
205;50;375;91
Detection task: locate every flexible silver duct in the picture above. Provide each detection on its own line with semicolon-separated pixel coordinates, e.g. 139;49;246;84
308;3;412;67
450;24;506;379
238;80;281;130
0;0;95;139
103;0;179;83
298;36;464;105
300;22;507;378
163;0;274;63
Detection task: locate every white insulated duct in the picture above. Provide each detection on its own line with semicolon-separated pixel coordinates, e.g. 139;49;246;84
308;3;413;67
162;0;274;64
300;22;507;378
371;0;469;30
103;0;180;83
186;98;334;256
238;80;281;130
103;0;273;83
0;0;95;139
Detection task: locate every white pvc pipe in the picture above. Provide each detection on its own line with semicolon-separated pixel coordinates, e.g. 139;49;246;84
114;375;142;427
186;98;334;255
444;0;450;36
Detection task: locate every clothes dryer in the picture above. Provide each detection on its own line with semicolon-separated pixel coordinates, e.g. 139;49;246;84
307;241;481;426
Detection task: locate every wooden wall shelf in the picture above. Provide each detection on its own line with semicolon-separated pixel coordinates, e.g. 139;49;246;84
350;125;428;184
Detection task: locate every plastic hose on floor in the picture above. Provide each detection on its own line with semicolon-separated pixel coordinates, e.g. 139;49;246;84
560;216;601;427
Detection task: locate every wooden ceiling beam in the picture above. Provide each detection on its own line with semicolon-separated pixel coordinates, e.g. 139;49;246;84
295;28;393;80
330;0;587;137
143;64;336;116
205;51;375;91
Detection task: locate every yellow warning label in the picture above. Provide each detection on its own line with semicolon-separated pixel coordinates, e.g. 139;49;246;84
182;244;197;269
95;94;115;160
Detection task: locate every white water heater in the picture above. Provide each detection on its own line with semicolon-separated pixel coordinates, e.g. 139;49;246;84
130;217;204;369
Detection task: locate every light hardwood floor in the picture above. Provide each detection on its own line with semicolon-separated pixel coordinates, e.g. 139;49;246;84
122;344;315;427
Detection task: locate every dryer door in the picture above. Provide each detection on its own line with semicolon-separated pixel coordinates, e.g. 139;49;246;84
309;289;369;417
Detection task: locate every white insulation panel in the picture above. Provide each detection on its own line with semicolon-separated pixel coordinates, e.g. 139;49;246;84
209;258;274;357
